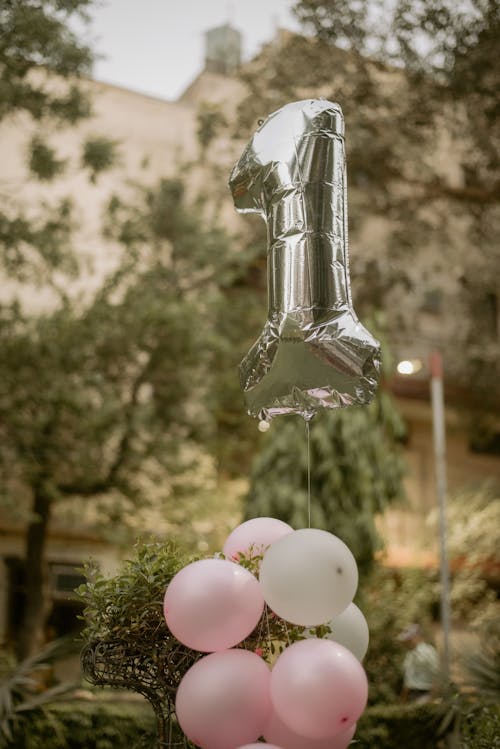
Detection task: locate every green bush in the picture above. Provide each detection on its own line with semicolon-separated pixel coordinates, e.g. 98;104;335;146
7;699;499;748
360;566;440;704
460;704;500;749
7;701;156;749
355;702;442;749
355;701;500;749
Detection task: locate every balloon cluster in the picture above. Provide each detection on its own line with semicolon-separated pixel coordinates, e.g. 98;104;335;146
163;518;369;749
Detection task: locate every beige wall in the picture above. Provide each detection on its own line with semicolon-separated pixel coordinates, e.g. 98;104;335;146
379;395;500;566
0;72;245;312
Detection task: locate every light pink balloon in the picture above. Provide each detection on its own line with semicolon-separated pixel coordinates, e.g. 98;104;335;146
175;649;271;749
223;517;293;561
264;708;356;749
164;559;264;652
237;745;283;749
270;639;368;739
236;745;283;749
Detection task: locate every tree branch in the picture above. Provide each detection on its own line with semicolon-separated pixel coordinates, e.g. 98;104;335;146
57;365;149;497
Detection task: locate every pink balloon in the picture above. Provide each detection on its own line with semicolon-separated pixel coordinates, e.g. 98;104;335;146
175;649;271;749
164;559;264;652
264;709;356;749
236;746;283;749
223;517;293;561
237;745;283;749
270;639;368;739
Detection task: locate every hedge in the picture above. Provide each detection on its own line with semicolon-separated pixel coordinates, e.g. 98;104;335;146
355;702;442;748
7;698;500;749
7;701;157;749
460;704;500;749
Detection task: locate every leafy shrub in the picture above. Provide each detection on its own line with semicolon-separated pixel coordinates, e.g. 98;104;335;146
360;566;440;704
7;701;156;749
355;702;441;748
462;616;500;702
356;701;500;748
460;704;500;749
0;639;77;744
429;483;500;627
11;700;480;749
78;541;196;645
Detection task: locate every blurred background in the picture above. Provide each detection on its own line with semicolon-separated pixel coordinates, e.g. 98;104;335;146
0;0;498;739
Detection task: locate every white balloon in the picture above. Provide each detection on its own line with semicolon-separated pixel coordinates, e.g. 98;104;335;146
259;528;358;626
329;603;369;661
307;603;369;661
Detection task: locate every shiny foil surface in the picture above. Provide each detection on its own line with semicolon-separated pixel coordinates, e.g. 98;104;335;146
229;99;381;421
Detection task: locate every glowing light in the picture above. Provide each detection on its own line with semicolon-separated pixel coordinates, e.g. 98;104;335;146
397;359;422;375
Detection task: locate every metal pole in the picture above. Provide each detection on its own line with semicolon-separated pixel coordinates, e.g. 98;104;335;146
429;351;452;683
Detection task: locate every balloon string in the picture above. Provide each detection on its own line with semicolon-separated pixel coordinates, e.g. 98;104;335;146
264;605;273;657
256;603;266;651
306;420;311;528
283;620;292;647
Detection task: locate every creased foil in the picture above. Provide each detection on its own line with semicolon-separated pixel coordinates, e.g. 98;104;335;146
229;99;380;421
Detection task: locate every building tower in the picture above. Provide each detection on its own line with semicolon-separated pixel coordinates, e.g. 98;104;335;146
204;24;242;75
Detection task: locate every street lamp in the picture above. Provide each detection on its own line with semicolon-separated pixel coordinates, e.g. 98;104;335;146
396;350;452;682
429;350;452;683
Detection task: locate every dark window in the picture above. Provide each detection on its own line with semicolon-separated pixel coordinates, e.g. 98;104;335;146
483;292;499;340
469;432;500;456
421;289;443;314
3;558;85;646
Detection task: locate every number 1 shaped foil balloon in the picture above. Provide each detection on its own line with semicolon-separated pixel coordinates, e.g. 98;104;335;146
229;99;381;421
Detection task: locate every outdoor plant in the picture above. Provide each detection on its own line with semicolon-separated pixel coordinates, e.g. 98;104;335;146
78;540;324;748
0;639;76;745
78;540;305;662
462;617;500;703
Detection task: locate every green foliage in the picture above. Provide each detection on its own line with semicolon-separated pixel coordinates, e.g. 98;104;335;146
460;703;500;749
104;177;231;278
0;639;77;743
208;227;270;476
79;542;301;667
359;566;439;704
462;617;500;703
245;388;406;573
0;178;233;496
0;0;117;281
355;701;441;749
7;701;157;749
0;199;77;279
78;541;195;645
0;172;236;656
28;136;66;181
0;0;94;123
7;698;499;749
81;137;119;182
196;102;228;157
430;484;500;626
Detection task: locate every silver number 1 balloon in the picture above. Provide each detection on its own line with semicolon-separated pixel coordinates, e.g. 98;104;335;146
229;99;380;421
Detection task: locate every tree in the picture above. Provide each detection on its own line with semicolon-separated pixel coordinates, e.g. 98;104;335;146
235;0;500;432
0;174;236;659
0;1;118;279
0;2;236;659
196;101;228;160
